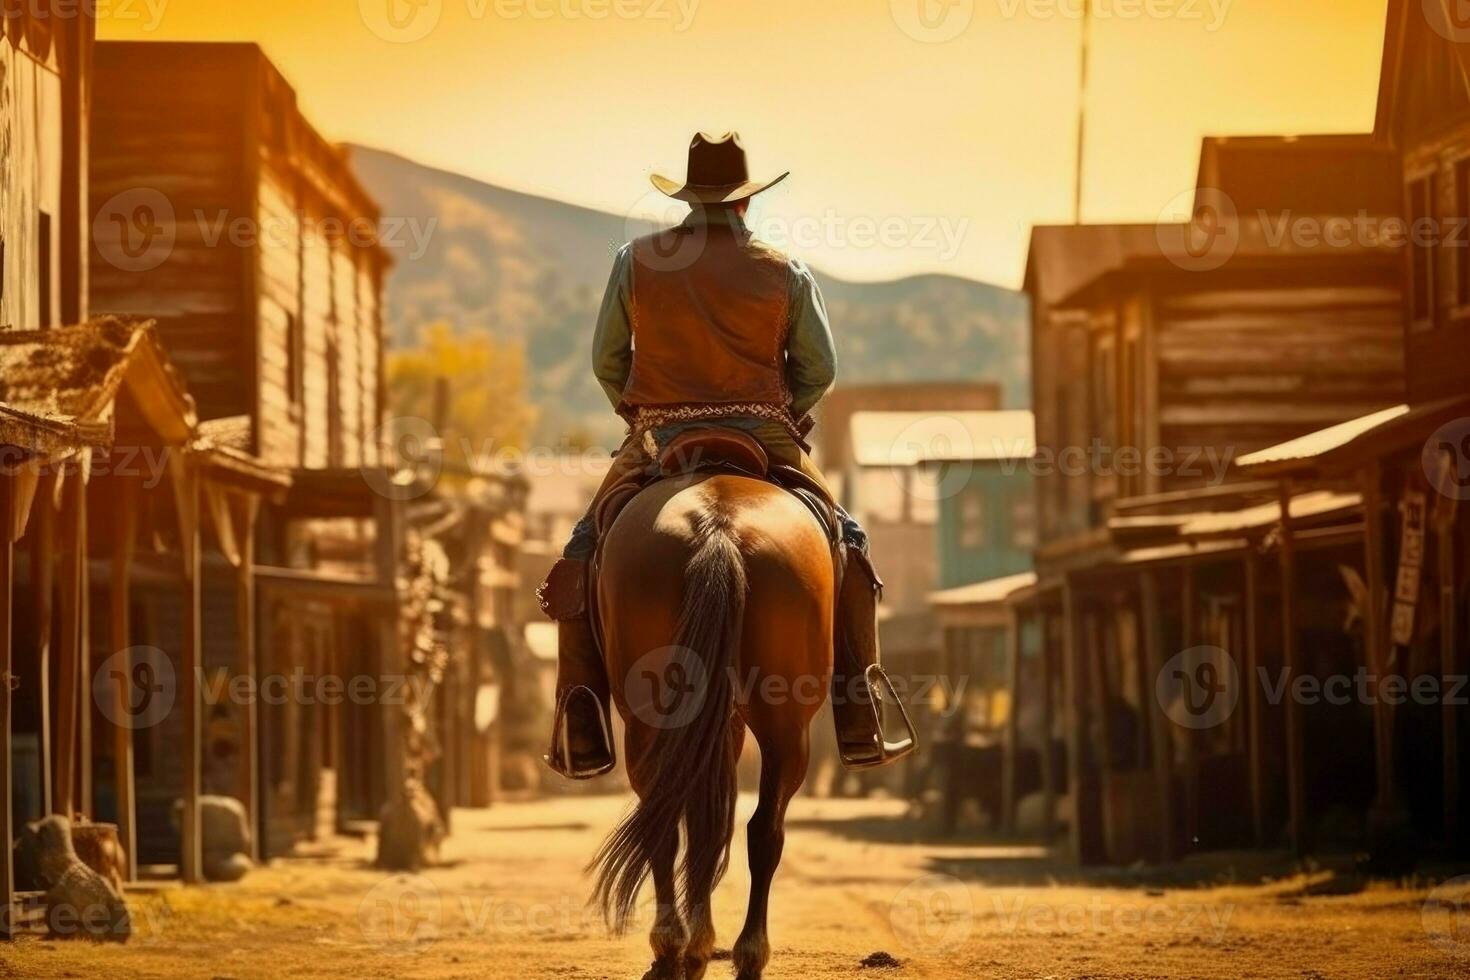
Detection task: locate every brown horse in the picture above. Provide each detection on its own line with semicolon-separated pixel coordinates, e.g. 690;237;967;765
590;471;834;980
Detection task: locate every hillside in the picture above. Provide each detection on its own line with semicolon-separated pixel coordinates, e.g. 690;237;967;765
345;146;1030;444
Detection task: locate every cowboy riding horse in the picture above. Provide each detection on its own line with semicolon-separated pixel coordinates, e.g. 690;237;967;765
536;133;917;980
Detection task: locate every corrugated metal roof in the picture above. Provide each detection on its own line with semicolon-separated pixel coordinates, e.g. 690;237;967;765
930;571;1038;609
1177;491;1362;537
1235;404;1409;469
849;410;1035;467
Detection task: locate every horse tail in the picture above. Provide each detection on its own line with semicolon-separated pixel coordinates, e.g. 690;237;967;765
591;507;746;933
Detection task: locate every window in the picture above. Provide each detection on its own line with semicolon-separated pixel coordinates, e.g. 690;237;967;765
1409;174;1438;329
959;492;985;550
38;212;52;327
1011;492;1037;550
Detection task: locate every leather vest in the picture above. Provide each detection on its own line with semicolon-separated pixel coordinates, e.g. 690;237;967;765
619;222;793;417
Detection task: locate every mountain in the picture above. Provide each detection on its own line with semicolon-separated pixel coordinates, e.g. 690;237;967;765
346;146;1031;444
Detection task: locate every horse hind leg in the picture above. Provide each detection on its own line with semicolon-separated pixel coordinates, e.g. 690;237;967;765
644;834;687;980
732;726;810;980
682;720;745;980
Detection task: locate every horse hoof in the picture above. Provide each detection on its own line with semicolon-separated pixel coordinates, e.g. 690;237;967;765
641;960;682;980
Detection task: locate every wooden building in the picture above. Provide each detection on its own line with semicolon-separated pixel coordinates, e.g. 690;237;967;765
1;1;93;331
88;42;399;858
1013;134;1408;863
1229;0;1470;859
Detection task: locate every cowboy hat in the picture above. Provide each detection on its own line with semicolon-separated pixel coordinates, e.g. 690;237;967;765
650;132;789;204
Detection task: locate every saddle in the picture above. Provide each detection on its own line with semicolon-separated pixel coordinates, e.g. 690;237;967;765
593;427;841;550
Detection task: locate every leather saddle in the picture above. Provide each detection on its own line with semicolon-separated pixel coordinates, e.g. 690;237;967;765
593;426;841;557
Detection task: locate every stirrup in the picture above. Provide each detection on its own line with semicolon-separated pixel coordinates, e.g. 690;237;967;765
544;685;616;780
838;665;918;771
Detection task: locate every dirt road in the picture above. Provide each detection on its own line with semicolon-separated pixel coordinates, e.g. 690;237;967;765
3;794;1465;979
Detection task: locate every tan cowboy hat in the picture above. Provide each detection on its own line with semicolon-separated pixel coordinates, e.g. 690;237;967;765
650;132;789;204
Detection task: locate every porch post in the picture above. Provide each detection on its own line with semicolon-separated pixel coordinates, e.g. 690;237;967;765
234;492;261;862
1243;551;1265;846
109;476;139;881
1278;480;1306;854
1139;568;1175;861
0;475;16;937
172;456;203;884
1000;605;1023;834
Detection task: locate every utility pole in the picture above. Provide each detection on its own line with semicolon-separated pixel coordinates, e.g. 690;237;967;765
1074;0;1092;223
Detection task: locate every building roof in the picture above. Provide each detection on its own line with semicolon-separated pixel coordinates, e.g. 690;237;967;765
1176;491;1363;538
1023;224;1163;312
849;410;1035;467
0;317;196;444
1235;404;1410;471
930;571;1038;609
1195;135;1401;217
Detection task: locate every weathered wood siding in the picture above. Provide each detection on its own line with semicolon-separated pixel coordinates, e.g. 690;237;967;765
90;45;253;422
1151;267;1406;489
92;42;387;470
0;16;77;330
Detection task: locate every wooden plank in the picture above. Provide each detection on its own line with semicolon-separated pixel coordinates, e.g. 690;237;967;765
1061;578;1087;862
53;472;84;818
1038;611;1057;844
1180;563;1200;850
235;492;261;862
1000;607;1022;834
0;476;15;938
109;477;139;881
1139;569;1175;861
1243;552;1266;846
1084;608;1117;861
171;457;203;884
1279;480;1307;855
1439;511;1459;835
28;480;54;818
1360;463;1394;817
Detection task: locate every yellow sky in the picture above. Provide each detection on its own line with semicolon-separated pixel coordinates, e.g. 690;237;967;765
101;0;1389;286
